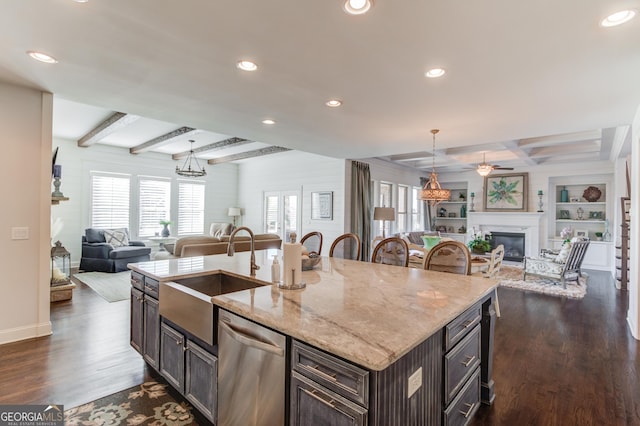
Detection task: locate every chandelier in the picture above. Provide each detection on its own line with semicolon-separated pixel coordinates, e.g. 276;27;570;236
176;140;206;178
420;129;451;205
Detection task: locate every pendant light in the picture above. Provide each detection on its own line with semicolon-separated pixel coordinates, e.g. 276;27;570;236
420;129;451;205
176;140;207;177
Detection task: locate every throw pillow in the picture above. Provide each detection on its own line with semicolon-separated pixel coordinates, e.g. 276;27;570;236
104;229;130;248
554;241;571;264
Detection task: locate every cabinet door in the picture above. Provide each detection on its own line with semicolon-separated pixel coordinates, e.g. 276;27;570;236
185;340;217;423
130;288;144;354
160;323;185;393
142;296;160;370
291;371;367;426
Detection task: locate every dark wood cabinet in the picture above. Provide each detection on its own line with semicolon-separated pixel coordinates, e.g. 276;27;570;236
142;296;160;369
291;371;367;426
160;322;185;393
159;322;217;423
130;287;144;354
185;340;217;422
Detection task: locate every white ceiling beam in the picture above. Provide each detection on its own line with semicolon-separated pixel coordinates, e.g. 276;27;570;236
502;141;540;166
608;125;630;161
172;137;251;160
77;112;140;147
129;126;197;154
444;142;511;156
517;129;601;148
387;151;432;162
528;141;600;158
207;146;291;164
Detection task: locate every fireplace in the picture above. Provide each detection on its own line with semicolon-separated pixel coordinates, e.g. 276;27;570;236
489;232;525;262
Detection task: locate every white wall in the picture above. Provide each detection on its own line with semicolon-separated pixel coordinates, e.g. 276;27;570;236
51;138;239;265
628;104;640;339
237;151;346;256
0;83;53;344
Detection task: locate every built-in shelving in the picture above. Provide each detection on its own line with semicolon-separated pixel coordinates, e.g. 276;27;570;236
434;184;468;239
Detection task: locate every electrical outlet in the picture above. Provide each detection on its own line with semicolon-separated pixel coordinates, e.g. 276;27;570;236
11;227;29;240
407;367;422;398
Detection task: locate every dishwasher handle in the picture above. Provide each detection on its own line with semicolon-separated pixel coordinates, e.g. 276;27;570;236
219;320;285;357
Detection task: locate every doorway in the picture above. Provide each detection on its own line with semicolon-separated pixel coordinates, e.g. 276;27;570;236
264;190;301;243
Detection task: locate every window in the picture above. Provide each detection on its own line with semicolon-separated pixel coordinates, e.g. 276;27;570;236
379;182;393;236
412;186;423;230
397;185;408;232
178;181;205;235
138;177;171;237
90;173;130;229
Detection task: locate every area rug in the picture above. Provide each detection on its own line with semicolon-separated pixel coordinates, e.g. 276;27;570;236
496;265;587;299
64;380;200;425
73;271;131;302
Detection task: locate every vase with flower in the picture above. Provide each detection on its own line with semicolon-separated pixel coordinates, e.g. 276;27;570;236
159;220;172;237
468;230;491;254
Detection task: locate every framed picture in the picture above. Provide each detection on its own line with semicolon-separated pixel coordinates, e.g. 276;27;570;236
311;191;333;220
560;210;570;219
588;211;603;219
574;229;588;239
484;173;528;212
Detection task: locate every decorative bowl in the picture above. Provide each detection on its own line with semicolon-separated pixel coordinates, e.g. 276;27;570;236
582;186;601;202
302;254;322;271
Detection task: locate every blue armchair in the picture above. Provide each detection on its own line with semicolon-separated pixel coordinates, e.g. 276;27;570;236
80;228;151;272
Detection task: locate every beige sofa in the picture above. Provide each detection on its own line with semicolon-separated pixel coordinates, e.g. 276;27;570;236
155;233;282;259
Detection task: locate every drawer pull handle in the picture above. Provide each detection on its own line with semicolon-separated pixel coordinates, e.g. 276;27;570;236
304;364;338;382
461;355;476;367
301;388;336;408
459;402;476;418
461;316;479;329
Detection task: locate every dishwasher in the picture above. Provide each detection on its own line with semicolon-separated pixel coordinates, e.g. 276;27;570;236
218;309;287;426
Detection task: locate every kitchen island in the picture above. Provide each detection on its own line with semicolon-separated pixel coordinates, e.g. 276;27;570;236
129;249;497;425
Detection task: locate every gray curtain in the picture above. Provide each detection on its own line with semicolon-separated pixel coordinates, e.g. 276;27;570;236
351;161;372;261
419;177;433;231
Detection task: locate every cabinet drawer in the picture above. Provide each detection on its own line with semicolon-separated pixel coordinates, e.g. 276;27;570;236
144;277;159;299
444;324;480;404
444;368;480;426
292;340;369;406
131;271;144;291
291;371;367;426
445;303;481;351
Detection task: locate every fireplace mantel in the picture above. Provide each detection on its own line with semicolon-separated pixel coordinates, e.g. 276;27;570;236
468;212;545;258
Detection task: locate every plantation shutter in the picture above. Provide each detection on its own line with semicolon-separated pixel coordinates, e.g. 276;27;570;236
178;181;205;235
91;173;130;229
138;178;171;237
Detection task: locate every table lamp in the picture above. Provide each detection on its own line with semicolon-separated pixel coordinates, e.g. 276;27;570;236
373;207;395;238
228;207;241;227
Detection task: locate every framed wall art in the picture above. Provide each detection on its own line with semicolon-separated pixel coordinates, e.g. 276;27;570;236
484;172;528;212
311;191;333;220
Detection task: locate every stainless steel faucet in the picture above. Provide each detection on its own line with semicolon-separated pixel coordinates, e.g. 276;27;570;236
227;226;260;277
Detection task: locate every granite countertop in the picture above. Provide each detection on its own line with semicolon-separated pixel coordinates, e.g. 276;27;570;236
130;249;497;371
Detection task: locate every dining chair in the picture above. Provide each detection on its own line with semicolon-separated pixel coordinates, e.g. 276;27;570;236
329;233;361;261
424;240;471;275
472;244;504;317
300;231;323;255
371;237;409;267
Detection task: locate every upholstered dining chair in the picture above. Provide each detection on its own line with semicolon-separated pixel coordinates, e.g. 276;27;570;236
371;237;409;267
300;231;323;255
329;233;361;261
424;240;472;275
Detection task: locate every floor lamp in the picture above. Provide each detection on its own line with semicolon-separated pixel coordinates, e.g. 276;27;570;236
374;207;395;238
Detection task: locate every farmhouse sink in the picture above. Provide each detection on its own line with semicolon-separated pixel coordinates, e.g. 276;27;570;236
159;273;266;345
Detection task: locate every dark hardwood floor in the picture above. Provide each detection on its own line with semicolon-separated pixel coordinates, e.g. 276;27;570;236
0;276;151;409
473;270;640;425
0;269;638;425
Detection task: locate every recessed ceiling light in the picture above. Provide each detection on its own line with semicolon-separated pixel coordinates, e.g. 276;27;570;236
600;10;637;27
236;60;258;71
343;0;373;15
27;51;58;64
73;0;89;3
326;99;342;108
262;119;275;125
425;68;446;78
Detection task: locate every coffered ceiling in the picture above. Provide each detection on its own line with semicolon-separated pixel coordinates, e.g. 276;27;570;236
1;1;637;172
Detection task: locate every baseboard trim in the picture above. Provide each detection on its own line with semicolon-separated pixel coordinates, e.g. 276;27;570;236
0;322;52;345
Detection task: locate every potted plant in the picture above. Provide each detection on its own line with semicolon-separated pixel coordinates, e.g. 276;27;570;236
159;220;172;237
468;231;491;254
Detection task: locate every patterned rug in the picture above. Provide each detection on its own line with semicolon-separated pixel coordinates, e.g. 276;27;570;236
73;271;131;302
64;381;201;425
496;265;587;299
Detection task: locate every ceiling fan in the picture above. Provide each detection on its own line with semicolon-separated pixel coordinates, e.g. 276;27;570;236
475;153;514;177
